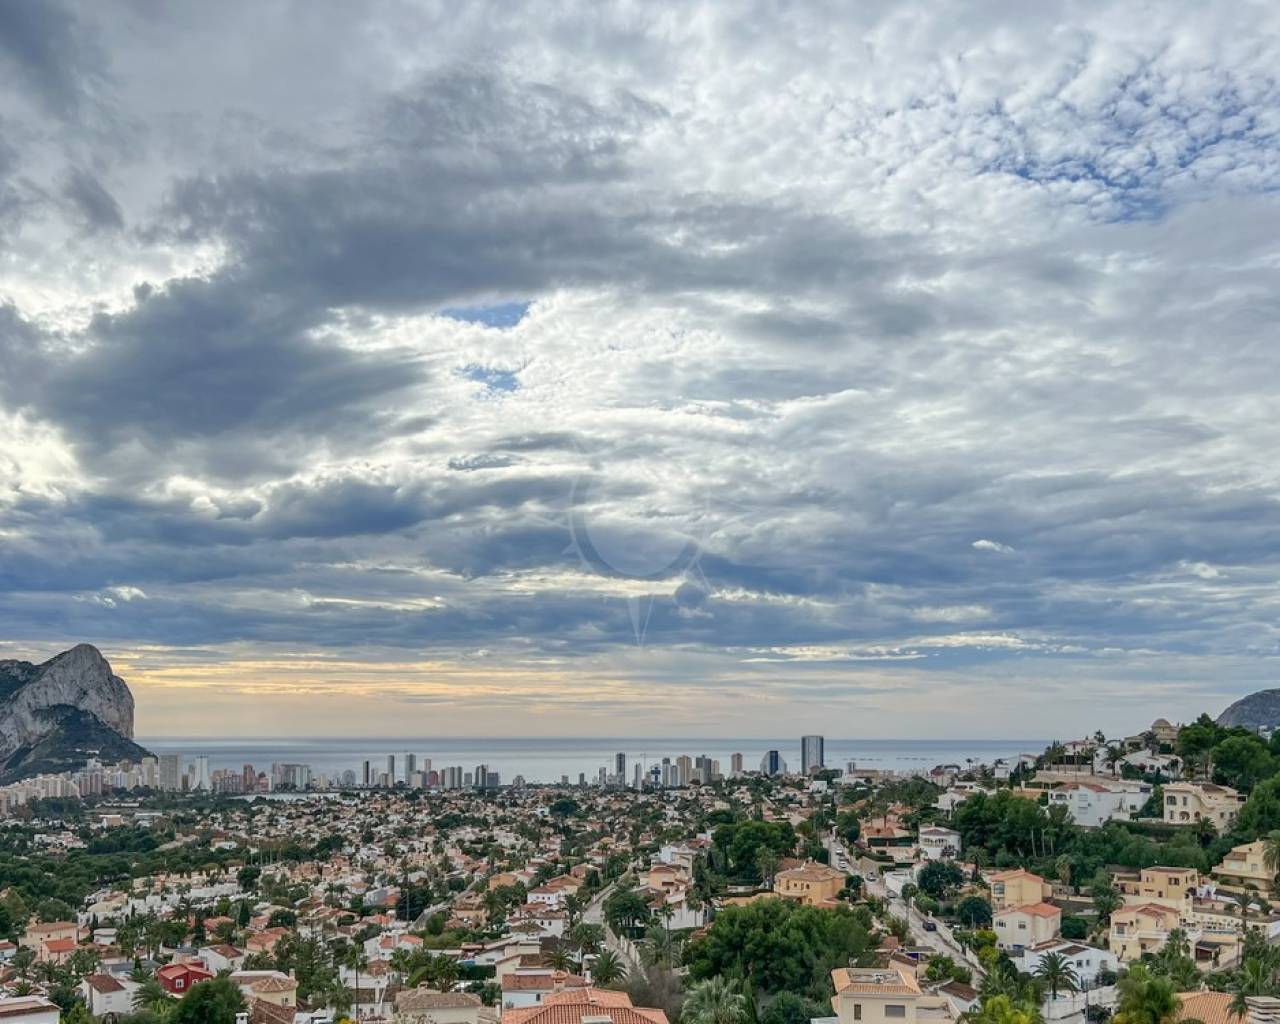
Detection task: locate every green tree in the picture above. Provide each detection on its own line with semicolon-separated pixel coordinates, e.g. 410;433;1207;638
1264;831;1280;887
591;950;627;986
1229;957;1278;1020
1090;875;1122;924
755;847;780;888
1238;777;1280;838
1034;952;1079;1001
1212;735;1275;793
684;977;748;1024
969;994;1042;1024
170;977;245;1024
1113;965;1181;1024
545;946;575;972
685;899;873;1001
917;861;964;900
760;993;822;1024
956;896;992;927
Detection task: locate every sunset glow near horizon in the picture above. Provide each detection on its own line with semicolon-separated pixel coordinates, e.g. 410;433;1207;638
3;3;1280;738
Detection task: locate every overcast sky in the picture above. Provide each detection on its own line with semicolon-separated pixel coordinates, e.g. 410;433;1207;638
2;1;1279;740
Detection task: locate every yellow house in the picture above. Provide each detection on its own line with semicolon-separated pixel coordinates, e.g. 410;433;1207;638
774;861;845;907
1163;783;1244;830
988;869;1052;910
830;964;956;1024
19;922;77;952
1119;867;1199;913
1214;841;1273;892
398;990;483;1024
1109;903;1186;962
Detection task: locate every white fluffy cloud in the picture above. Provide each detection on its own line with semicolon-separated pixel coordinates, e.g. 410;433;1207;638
2;1;1279;735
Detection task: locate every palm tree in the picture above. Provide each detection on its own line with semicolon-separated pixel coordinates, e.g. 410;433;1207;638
345;946;369;1020
684;976;748;1024
389;948;413;982
968;994;1042;1024
11;947;35;980
980;963;1023;1002
133;978;175;1020
482;888;506;924
1114;965;1182;1024
573;923;605;956
755;847;779;888
1235;889;1255;932
564;893;583;931
545;945;575;972
1035;953;1079;1001
1264;832;1280;890
1091;878;1122;924
1229;957;1276;1020
657;902;675;957
590;949;627;986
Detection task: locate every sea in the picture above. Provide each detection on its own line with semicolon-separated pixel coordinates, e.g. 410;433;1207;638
138;736;1047;785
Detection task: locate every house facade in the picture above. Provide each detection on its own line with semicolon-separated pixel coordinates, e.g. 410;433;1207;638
774;861;844;906
994;903;1061;952
830;964;956;1024
989;869;1052;910
1163;783;1244;830
917;827;962;861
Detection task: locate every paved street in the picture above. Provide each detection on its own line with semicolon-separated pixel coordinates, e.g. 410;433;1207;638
583;881;645;971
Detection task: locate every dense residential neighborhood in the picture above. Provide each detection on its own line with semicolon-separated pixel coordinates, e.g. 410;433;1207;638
8;717;1280;1024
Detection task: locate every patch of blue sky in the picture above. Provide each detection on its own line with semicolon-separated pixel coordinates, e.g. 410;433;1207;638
463;364;520;393
440;300;531;329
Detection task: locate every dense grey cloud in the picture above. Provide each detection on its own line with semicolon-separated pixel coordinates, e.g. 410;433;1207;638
2;1;1280;734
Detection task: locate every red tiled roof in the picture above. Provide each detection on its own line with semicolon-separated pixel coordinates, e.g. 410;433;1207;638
504;1007;667;1024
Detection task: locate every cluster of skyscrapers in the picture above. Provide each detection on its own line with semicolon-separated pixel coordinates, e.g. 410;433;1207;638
358;754;501;791
140;736;828;797
576;736;826;791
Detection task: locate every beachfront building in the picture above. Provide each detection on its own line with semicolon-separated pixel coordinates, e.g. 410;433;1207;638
1163;783;1244;830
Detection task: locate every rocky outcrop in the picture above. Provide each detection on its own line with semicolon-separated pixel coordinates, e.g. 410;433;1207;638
1217;689;1280;731
0;644;150;783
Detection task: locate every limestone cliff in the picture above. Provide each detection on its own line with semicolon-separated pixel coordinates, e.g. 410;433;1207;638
1218;689;1280;732
0;644;150;783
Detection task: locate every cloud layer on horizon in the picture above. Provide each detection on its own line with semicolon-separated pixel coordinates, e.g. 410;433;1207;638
3;1;1280;736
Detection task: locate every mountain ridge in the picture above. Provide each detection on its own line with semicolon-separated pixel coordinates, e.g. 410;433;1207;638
1217;689;1280;731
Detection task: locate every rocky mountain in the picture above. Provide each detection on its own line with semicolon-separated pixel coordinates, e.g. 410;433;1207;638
1217;689;1280;731
0;644;151;783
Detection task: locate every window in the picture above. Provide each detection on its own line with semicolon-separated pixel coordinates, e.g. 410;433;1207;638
853;1006;862;1021
886;1006;906;1018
